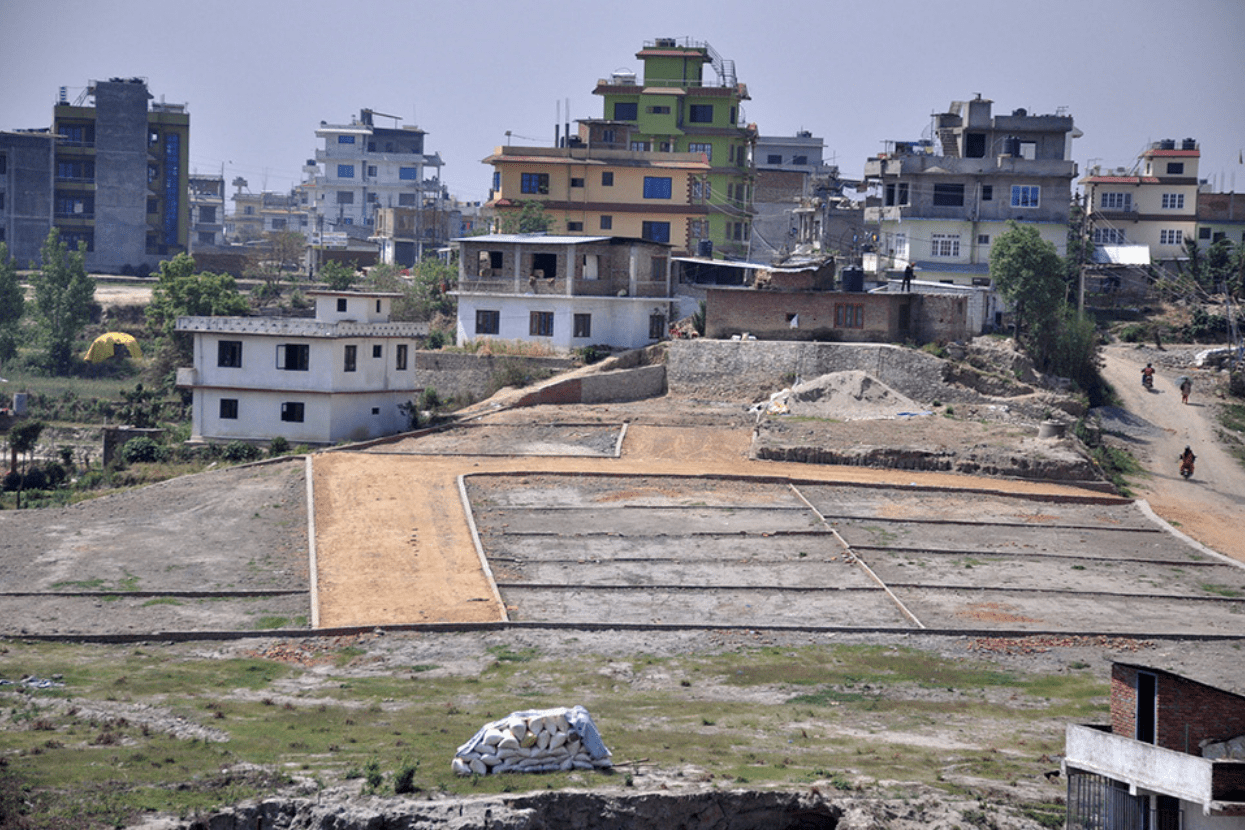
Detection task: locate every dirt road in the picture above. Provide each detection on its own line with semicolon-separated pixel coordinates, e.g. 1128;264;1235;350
1100;345;1245;562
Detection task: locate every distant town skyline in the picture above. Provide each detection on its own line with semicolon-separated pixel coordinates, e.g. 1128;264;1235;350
4;0;1243;204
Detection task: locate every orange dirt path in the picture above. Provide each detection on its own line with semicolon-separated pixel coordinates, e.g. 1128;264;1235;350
310;424;1112;628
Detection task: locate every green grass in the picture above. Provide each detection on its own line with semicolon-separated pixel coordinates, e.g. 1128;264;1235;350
1200;583;1243;598
0;639;1104;828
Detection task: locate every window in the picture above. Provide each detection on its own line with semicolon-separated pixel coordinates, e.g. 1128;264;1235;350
649;314;666;340
932;183;965;206
642;221;671;244
977;234;990;245
219;399;238;420
647;105;671;114
280;402;305;422
766;154;782;164
1160;229;1183;245
630;141;651;152
338;135;356;144
372;344;382;359
337;164;355;178
344;345;357;372
691;179;711;202
337;191;354;204
1166;162;1184;175
199;206;216;223
375;300;382;313
197;231;214;244
217;340;242;368
600;129;616;144
599;215;612;230
520;172;549;194
1199;227;1212;240
835;303;864;329
689;219;708;239
573;313;591;338
395;344;408;370
688;104;714;123
643;177;672;199
337;297;348;312
475;309;500;335
0;154;6;174
792;155;808;165
398;192;416;206
1101;192;1132;210
530;311;554;337
614;102;638;120
570;177;584;188
931;233;961;257
566;221;583;231
1161;193;1185;210
688;142;712;160
884;183;909;206
277;343;310;371
1093;228;1126;244
395;166;418;180
964;132;986;158
981;185;993;201
601;171;614;186
1011;185;1040;208
270;218;287;230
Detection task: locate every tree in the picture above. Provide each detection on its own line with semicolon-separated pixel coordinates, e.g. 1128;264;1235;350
267;230;306;276
147;253;249;338
365;258;458;322
0;243;23;365
8;419;44;476
319;259;357;291
498;201;554;234
30;229;95;374
989;221;1065;356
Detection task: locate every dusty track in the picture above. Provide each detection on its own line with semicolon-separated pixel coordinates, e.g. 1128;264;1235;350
311;424;1115;628
1100;345;1245;562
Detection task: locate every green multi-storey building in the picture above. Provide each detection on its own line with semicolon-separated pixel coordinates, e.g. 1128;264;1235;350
589;38;756;259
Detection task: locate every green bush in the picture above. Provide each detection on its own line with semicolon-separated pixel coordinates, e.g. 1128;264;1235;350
221;441;263;462
120;437;170;464
269;436;290;457
425;329;449;350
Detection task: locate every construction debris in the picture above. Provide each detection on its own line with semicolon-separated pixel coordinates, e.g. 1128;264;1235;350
452;705;612;775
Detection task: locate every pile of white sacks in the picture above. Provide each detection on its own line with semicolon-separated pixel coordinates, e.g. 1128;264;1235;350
452;705;612;775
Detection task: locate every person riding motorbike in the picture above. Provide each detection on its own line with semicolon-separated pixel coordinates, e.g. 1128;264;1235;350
1179;446;1196;479
1141;363;1155;389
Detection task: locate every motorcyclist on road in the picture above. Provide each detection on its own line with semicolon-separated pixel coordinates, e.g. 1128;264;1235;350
1179;446;1196;478
1141;363;1155;388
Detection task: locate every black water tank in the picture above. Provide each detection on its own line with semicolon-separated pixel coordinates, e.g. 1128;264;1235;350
1182;138;1197;150
841;266;864;292
1160;139;1176;150
697;239;713;258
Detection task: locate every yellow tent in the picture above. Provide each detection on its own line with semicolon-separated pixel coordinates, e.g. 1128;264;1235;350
84;332;143;363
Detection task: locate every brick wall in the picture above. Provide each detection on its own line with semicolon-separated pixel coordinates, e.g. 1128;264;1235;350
705;288;901;342
1111;663;1245;753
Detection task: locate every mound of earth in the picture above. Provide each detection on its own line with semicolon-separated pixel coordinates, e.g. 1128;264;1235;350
781;371;924;421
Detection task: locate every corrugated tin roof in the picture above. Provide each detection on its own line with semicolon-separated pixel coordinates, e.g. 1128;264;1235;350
453;234;615;245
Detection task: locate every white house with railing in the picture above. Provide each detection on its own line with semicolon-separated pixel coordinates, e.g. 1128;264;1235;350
176;291;426;445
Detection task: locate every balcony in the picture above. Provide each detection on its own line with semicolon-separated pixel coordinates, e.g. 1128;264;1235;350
1065;723;1245;810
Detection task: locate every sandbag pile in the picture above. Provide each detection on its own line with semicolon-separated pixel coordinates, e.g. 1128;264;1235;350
452;705;611;775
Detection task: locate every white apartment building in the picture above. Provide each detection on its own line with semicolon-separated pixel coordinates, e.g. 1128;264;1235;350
175;291;425;445
863;95;1079;286
303;108;444;236
1081;139;1201;265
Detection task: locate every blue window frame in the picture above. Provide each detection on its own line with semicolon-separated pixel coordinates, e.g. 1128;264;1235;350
521;173;549;194
643;177;672;199
1010;185;1040;208
642;221;670;244
614;102;638;121
399;167;418;180
688;104;714;123
337;164;355;178
337;135;356;144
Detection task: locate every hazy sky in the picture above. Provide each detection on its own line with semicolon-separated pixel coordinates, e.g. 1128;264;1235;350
4;0;1243;204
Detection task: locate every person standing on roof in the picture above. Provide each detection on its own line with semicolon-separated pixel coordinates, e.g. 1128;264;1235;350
901;262;914;292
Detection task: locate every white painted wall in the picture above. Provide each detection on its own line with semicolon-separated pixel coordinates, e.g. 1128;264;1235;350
456;294;671;351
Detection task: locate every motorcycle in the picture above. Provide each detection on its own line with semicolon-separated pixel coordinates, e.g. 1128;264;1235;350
1179;454;1195;480
1142;371;1154;390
